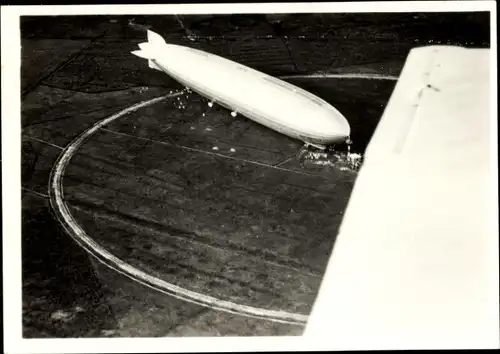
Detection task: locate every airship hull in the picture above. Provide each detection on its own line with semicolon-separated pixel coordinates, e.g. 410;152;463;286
133;31;351;147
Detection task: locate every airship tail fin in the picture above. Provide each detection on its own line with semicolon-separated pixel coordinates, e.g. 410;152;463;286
138;42;150;51
148;59;162;71
131;50;150;59
132;31;166;72
131;50;163;71
147;30;166;46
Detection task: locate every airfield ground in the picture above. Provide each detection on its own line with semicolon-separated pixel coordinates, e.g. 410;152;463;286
20;13;489;337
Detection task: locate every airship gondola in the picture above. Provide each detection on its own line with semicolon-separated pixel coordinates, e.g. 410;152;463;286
132;30;351;149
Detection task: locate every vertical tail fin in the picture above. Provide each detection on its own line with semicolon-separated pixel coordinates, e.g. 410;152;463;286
147;30;166;46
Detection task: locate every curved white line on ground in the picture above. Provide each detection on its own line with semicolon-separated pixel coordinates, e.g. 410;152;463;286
48;91;309;326
280;73;399;80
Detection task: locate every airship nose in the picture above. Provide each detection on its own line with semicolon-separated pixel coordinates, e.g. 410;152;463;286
319;113;351;141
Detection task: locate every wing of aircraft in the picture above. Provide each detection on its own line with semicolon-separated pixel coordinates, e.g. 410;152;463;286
305;45;498;350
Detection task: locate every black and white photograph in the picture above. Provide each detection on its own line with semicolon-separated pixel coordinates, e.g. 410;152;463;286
2;1;498;352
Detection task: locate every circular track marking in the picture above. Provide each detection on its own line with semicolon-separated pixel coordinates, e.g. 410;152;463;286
48;91;309;326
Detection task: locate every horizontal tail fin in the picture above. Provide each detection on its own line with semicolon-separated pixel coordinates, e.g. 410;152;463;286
131;50;150;59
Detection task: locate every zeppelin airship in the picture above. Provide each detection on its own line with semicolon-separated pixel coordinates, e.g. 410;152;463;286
132;30;351;149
